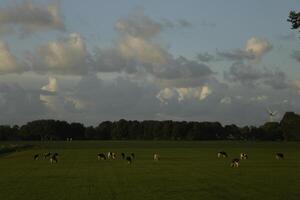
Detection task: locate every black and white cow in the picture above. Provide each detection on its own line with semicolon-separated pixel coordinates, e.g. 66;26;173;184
50;154;58;164
217;151;228;158
121;153;125;160
97;153;106;160
276;153;284;160
107;152;112;159
131;153;135;159
153;153;160;161
33;154;40;160
240;153;248;160
44;152;51;159
230;158;240;167
126;156;132;164
112;152;117;160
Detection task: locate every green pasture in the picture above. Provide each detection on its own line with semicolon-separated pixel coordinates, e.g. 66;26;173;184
0;141;300;200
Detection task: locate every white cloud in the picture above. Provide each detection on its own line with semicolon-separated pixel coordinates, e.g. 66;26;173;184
220;97;232;104
250;95;267;102
118;35;168;65
40;76;61;112
32;33;89;75
245;37;272;60
0;42;19;74
218;37;272;62
156;85;212;103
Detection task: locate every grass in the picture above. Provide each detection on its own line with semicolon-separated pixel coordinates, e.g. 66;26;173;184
0;141;300;200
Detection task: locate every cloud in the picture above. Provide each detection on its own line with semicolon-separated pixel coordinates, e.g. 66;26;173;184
0;42;18;74
93;47;138;73
0;41;26;74
291;50;300;62
118;35;169;65
41;76;58;92
217;37;272;62
152;56;215;89
177;19;192;28
156;85;212;103
245;37;272;60
199;20;216;28
225;62;289;89
0;0;65;35
277;32;296;40
115;9;162;39
40;76;62;112
197;52;215;62
0;82;45;124
217;49;255;61
93;10;213;89
224;62;262;86
220;97;232;104
263;69;289;90
31;33;90;75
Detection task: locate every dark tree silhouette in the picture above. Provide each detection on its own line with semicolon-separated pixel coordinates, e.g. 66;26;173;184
1;112;300;141
288;11;300;31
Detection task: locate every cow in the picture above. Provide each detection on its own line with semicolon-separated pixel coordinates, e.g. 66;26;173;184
121;153;125;160
126;156;132;164
97;153;106;160
276;153;284;160
112;152;117;160
230;158;240;167
44;152;51;159
107;152;112;159
131;153;135;159
50;155;58;164
217;151;228;158
33;154;40;160
153;153;160;161
240;153;248;160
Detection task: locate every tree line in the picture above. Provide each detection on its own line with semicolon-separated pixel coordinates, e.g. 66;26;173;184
0;112;300;141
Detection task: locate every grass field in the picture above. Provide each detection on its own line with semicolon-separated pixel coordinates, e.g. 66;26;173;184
0;141;300;200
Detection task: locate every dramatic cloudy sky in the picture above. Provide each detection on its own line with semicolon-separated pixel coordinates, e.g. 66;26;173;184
0;0;300;126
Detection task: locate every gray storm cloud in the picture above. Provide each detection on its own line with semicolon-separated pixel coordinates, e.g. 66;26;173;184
224;62;289;90
0;0;65;35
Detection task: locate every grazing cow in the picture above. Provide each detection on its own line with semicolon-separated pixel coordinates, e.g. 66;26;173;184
121;153;125;160
97;153;106;160
126;156;132;164
112;152;117;160
34;154;40;160
50;155;58;164
153;153;160;161
217;151;228;158
107;152;112;159
240;153;248;160
231;158;240;168
131;153;135;159
44;152;51;159
276;153;284;160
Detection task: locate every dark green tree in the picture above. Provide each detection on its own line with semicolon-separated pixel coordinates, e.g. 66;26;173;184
288;11;300;31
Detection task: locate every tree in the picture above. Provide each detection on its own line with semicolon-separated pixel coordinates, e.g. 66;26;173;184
288;11;300;32
280;112;300;140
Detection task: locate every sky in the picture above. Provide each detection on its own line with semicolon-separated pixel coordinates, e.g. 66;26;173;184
0;0;300;126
